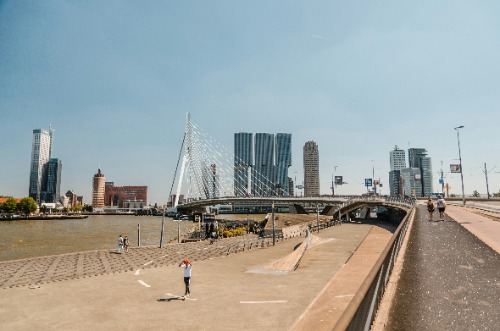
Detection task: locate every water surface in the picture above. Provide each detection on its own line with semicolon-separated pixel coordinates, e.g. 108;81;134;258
0;215;193;261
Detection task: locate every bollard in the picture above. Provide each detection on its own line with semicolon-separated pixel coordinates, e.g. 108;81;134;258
138;224;141;247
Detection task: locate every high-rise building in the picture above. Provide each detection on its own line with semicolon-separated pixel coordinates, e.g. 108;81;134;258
253;133;275;196
408;148;433;197
234;133;253;196
389;146;406;196
41;158;62;203
389;170;402;196
390;146;406;170
303;141;320;197
92;168;105;208
275;133;292;196
401;168;422;197
408;148;427;168
29;127;54;205
421;156;433;196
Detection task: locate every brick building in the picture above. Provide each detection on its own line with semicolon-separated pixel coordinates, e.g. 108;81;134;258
104;183;148;208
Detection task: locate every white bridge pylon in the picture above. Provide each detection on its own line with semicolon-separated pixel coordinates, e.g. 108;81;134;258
172;113;278;208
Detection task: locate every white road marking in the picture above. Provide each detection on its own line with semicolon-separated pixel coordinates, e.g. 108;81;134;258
240;300;287;304
335;294;354;298
143;260;154;266
135;269;141;276
138;280;151;288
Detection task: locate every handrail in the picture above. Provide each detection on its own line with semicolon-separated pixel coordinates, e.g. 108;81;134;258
332;201;416;331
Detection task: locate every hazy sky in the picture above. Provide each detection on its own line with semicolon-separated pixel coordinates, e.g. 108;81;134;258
1;1;499;204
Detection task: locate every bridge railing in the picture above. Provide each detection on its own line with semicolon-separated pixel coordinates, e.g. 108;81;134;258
332;198;416;330
331;196;414;218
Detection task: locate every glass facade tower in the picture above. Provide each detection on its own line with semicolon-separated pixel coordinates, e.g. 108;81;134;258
275;133;292;196
389;146;406;196
234;133;253;196
29;128;54;205
252;133;275;196
41;158;62;203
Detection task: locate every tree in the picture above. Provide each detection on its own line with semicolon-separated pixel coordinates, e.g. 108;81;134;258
82;204;93;212
2;197;18;213
17;197;37;215
472;190;480;197
72;205;83;212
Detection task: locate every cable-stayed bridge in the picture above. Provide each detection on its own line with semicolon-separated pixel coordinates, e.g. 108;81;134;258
168;114;415;216
171;113;298;209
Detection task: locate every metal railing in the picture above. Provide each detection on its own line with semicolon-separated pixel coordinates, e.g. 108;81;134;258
332;200;416;331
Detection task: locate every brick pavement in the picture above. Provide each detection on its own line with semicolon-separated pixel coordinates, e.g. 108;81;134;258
0;234;284;289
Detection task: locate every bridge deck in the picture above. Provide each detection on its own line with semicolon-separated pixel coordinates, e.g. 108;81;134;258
381;204;500;330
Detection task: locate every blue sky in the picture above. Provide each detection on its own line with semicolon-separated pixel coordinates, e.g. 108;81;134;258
1;1;499;204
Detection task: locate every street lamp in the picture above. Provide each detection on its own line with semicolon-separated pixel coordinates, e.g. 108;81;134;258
331;165;338;197
371;160;376;194
454;126;465;205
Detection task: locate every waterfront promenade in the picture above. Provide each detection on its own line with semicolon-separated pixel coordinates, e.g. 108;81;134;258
0;222;391;330
2;204;498;330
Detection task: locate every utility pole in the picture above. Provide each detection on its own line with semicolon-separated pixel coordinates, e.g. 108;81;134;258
454;126;465;205
483;162;496;199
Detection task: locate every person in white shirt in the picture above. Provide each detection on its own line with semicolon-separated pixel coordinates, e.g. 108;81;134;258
179;259;192;297
436;195;446;221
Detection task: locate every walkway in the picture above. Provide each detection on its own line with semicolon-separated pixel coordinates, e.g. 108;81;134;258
383;204;500;330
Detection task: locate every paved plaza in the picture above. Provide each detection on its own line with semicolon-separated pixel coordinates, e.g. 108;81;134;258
0;222;391;330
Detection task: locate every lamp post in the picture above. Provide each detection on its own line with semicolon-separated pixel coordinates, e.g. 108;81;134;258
294;171;297;197
331;165;337;197
271;201;276;246
371;160;376;194
454;126;465;205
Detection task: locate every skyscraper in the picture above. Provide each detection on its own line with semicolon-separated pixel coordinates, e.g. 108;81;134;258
401;168;422;197
421;156;433;196
408;148;427;168
253;133;274;196
29;127;54;205
92;168;105;208
41;158;62;203
303;141;320;197
389;146;406;196
390;146;406;171
275;133;292;196
408;148;433;196
234;133;253;196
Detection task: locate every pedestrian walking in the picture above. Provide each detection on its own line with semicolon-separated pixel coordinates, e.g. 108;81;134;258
209;222;215;241
426;197;435;221
117;235;124;253
123;235;129;252
436;195;447;221
179;259;192;297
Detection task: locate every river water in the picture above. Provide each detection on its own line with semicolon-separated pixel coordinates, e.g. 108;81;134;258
0;215;194;262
